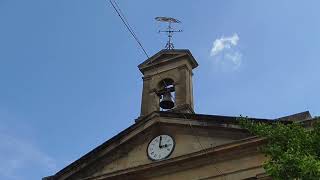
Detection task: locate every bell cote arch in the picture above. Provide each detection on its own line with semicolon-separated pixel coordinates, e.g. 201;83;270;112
138;49;198;117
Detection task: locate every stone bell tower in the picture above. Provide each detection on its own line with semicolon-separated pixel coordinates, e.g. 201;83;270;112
138;49;198;117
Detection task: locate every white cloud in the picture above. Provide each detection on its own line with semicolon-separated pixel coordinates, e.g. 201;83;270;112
210;33;239;56
0;133;57;180
225;51;242;70
0;107;57;180
210;33;242;71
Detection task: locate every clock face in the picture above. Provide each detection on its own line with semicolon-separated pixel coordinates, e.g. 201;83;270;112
147;134;175;161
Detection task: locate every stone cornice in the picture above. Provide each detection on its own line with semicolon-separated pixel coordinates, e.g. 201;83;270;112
138;49;198;74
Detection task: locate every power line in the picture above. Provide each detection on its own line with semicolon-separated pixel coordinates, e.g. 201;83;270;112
109;0;149;58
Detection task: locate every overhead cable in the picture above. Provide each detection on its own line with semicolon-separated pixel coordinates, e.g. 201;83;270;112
109;0;149;58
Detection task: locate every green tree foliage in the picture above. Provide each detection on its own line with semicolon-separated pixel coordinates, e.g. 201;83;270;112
239;116;320;180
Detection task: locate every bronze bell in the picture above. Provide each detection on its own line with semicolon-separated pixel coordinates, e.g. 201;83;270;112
159;91;174;109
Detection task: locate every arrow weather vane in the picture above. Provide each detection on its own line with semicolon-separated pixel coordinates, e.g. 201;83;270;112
155;17;182;50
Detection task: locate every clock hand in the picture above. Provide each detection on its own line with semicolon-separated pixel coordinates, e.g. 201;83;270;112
159;136;162;148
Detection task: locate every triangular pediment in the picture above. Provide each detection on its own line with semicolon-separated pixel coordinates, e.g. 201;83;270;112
138;49;198;74
49;112;272;180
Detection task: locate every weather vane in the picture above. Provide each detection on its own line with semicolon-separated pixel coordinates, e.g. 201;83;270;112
155;17;182;50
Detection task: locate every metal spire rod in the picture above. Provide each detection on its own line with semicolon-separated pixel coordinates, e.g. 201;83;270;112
155;17;182;50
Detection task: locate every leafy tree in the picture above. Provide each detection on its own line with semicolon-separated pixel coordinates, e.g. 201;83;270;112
239;116;320;180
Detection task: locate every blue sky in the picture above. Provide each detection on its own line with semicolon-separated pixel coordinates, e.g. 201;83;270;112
1;0;319;179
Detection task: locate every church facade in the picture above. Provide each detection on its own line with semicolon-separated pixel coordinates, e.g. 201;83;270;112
44;49;314;180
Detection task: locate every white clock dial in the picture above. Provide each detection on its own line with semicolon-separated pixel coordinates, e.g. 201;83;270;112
147;135;175;161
